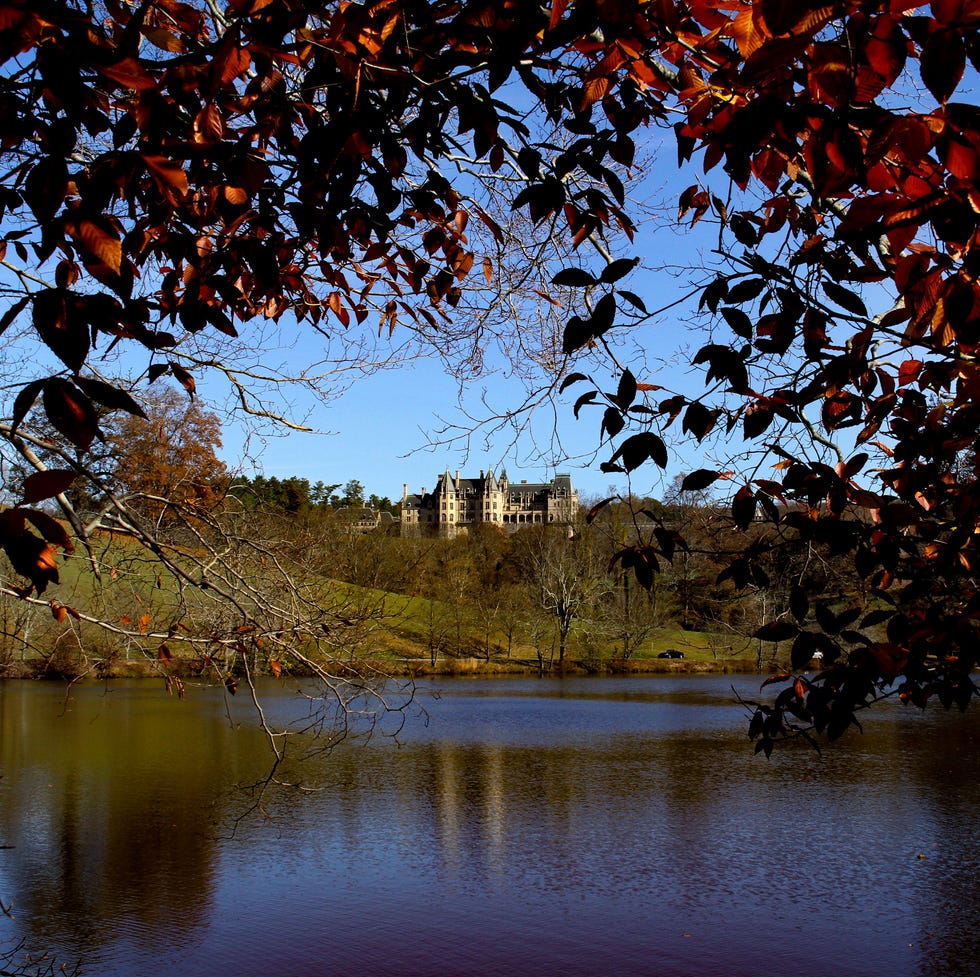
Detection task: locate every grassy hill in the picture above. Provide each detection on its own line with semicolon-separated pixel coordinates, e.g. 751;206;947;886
1;531;761;679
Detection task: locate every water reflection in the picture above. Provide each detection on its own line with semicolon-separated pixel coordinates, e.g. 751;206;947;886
0;676;978;977
0;681;267;971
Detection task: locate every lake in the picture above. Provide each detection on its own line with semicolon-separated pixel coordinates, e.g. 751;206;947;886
1;675;978;976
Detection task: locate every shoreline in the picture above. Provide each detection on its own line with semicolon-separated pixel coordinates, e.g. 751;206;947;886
0;655;767;682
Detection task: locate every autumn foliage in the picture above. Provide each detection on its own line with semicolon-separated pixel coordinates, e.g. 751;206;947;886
105;387;228;523
0;0;978;746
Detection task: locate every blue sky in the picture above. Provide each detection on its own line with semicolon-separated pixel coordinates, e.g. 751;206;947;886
214;208;722;505
0;138;723;507
207;128;738;505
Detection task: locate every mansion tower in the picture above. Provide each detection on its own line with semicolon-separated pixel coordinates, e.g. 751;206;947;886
401;468;578;536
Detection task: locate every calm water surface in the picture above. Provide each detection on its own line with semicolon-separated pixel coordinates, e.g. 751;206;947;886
1;675;978;976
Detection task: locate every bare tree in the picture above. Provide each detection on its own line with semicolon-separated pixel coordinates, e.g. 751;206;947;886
511;525;607;668
496;583;530;660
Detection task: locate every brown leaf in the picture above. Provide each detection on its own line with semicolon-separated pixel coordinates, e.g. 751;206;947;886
74;377;147;417
579;75;610;110
66;219;122;274
761;672;792;690
212;33;251;89
586;497;616;524
0;527;60;595
864;14;906;87
32;289;88;374
141;25;186;52
98;56;157;91
733;6;770;58
898;359;922;386
24;156;68;223
193;103;225;143
938;133;980;181
143;156;189;205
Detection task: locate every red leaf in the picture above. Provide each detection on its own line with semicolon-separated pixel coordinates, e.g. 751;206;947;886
898;359;922;386
22;469;77;505
169;364;196;398
42;379;100;452
938;133;980;181
920;28;965;103
864;14;906;87
549;0;569;32
32;290;89;374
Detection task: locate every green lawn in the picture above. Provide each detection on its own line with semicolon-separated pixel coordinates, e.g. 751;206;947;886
5;534;757;674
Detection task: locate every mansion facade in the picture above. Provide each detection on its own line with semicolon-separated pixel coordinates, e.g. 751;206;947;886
401;468;578;536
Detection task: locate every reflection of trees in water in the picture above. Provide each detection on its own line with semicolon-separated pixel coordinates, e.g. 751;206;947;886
2;681;979;976
384;737;680;896
366;707;980;953
0;682;265;958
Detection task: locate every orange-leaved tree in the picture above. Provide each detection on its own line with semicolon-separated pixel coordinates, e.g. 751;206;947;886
105;386;228;527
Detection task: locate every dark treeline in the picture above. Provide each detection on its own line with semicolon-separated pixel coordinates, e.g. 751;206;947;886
228;476;395;515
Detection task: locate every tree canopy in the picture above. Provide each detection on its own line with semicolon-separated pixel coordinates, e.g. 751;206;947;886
0;0;978;748
105;386;228;523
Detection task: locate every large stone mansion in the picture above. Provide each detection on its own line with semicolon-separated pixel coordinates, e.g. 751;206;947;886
401;468;579;536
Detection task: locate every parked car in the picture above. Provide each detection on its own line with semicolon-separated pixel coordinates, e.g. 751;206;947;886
657;649;684;659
